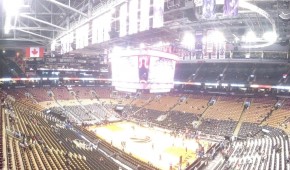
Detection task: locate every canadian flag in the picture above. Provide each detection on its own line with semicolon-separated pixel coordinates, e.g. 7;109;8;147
26;47;44;58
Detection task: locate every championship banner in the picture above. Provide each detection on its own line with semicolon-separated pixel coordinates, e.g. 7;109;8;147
203;33;208;59
206;30;214;53
203;44;208;59
218;42;226;59
153;0;164;28
191;52;196;60
140;0;150;32
119;2;128;37
129;0;138;34
195;31;203;53
211;43;217;59
223;0;239;17
202;0;216;19
138;56;150;82
194;0;203;7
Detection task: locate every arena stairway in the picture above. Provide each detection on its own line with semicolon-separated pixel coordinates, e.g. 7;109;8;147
233;109;247;137
199;105;210;120
70;93;104;121
90;90;100;101
130;97;155;116
203;153;224;170
1;106;7;170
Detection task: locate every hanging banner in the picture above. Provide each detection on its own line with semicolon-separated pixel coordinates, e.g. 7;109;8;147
223;0;239;17
218;42;226;59
211;43;217;59
206;30;214;53
195;31;203;53
202;0;216;19
153;0;165;28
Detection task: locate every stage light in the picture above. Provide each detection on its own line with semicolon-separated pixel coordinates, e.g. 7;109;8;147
263;31;277;42
4;0;23;16
111;8;116;15
112;46;122;53
243;31;257;42
4;15;12;34
139;43;145;48
3;0;23;34
2;50;5;53
152;41;163;47
213;31;225;43
181;32;195;47
202;36;207;44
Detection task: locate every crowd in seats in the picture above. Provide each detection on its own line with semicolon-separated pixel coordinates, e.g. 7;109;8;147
129;94;154;108
158;111;199;130
5;88;27;99
264;99;290;132
84;104;110;120
143;95;179;112
238;122;262;138
51;87;74;100
3;87;290;169
51;102;120;124
18;99;44;112
123;106;141;117
94;87;112;99
198;119;237;137
172;94;210;115
132;109;164;124
3;100;122;170
0;105;4;169
71;86;94;100
203;96;244;121
242;97;276;124
63;105;95;122
26;87;52;102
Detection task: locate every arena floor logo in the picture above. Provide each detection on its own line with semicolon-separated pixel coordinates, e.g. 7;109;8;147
130;136;151;143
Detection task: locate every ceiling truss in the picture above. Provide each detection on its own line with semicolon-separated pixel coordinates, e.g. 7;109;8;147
0;0;289;51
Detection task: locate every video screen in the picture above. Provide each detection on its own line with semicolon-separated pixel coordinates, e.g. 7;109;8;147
111;55;139;86
111;51;177;92
148;56;176;84
138;56;150;83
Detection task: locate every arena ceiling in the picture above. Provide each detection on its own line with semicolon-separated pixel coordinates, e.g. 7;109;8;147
0;0;289;53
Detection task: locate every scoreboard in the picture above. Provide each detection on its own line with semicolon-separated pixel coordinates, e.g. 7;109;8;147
111;49;178;93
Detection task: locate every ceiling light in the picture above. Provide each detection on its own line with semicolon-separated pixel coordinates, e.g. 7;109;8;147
263;32;277;42
202;36;207;44
4;16;12;34
3;0;23;34
181;32;195;47
112;46;122;53
243;31;257;42
212;31;225;43
139;43;145;48
4;0;23;16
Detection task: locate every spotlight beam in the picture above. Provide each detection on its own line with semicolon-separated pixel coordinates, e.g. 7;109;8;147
239;1;277;48
15;29;53;40
45;0;88;18
19;14;67;31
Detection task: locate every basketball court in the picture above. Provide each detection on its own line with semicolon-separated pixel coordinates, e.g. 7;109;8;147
88;121;213;170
